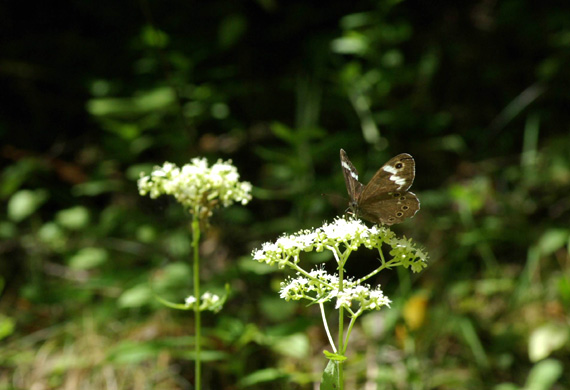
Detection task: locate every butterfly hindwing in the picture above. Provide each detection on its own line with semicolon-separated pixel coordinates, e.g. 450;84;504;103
358;190;420;225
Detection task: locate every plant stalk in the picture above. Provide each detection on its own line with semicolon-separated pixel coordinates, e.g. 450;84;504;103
337;249;345;389
192;217;201;390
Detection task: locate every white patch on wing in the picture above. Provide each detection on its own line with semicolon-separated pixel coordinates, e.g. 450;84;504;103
342;161;358;180
383;164;406;188
390;175;407;187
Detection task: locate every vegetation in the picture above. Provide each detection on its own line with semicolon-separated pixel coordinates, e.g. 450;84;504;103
1;1;569;389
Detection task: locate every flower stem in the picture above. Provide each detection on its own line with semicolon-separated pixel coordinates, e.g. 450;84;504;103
337;248;345;390
342;314;359;354
290;262;335;289
320;302;337;353
356;249;397;284
191;216;201;390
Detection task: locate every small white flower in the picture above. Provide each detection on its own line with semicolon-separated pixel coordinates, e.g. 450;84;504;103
185;291;225;312
200;292;221;307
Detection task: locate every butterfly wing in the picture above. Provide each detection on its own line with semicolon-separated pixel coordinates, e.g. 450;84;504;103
359;153;416;199
358;190;420;225
358;153;419;225
340;149;364;207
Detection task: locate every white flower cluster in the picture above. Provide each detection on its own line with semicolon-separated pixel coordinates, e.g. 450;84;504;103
280;268;339;300
138;158;252;217
334;285;391;311
252;217;427;272
280;268;391;313
252;217;385;267
185;291;224;313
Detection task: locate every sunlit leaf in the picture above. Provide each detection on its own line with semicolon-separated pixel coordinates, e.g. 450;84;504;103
0;315;15;341
537;229;569;256
56;206;90;230
270;333;309;358
528;324;568;362
7;189;48;222
525;359;563;390
68;247;109;269
238;368;288;387
118;284;153;308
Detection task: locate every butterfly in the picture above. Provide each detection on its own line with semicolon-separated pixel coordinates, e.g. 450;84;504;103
340;149;420;225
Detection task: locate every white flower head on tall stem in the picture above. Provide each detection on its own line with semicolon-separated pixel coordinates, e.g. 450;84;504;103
138;158;252;221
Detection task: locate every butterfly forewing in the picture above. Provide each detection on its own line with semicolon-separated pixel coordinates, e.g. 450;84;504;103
359;153;415;201
340;149;420;225
340;149;364;205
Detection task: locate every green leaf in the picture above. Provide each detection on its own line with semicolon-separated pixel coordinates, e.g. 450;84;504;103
0;159;37;198
0;221;16;239
68;247;108;269
528;324;568;362
493;384;520;390
38;222;67;251
141;25;169;48
107;341;160;364
0;315;16;341
270;333;309;358
87;87;175;117
537;229;569;256
331;34;369;55
320;360;342;390
525;359;563;390
118;284;153;308
270;122;296;144
153;262;192;290
238;368;287;387
72;180;122;196
7;189;48;222
218;14;247;48
56;206;90;230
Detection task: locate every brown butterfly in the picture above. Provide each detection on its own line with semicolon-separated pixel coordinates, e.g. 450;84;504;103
340;149;420;225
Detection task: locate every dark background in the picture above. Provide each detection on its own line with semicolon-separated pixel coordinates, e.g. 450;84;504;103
1;0;569;389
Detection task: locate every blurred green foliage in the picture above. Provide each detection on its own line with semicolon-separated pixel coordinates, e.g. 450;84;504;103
1;0;569;389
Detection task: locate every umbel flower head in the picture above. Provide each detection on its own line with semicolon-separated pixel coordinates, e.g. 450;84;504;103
138;158;252;219
280;267;392;314
252;217;428;272
252;217;428;315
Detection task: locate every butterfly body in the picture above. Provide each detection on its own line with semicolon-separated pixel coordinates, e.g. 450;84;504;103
340;149;420;225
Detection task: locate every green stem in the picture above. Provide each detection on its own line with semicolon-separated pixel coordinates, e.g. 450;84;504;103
342;314;359;354
356;248;397;284
289;262;335;289
356;260;395;284
191;216;201;390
